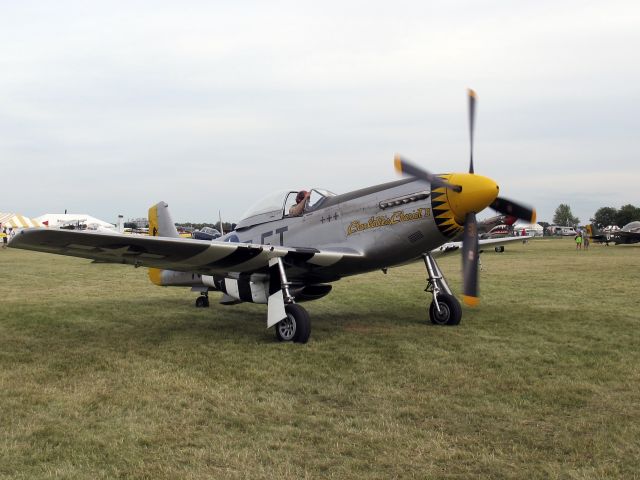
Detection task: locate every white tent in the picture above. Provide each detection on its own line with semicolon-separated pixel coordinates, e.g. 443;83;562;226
513;222;544;237
34;213;115;229
0;212;42;229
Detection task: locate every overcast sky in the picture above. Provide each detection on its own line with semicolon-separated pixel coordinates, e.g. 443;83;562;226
1;0;638;224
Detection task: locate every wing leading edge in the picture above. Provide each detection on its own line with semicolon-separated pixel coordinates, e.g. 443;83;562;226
9;228;361;276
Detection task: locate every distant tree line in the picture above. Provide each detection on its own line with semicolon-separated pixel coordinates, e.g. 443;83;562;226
590;204;640;228
550;203;640;229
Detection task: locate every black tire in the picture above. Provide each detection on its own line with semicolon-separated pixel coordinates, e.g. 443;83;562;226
195;296;209;308
429;293;462;326
275;304;311;343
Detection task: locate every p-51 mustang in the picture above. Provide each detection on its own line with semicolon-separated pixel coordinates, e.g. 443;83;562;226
586;222;640;245
10;90;535;343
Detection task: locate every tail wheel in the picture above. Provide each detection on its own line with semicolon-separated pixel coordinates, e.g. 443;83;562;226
275;304;311;343
195;295;209;308
429;294;462;326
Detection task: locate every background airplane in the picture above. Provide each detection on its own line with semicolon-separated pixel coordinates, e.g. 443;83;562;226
476;214;517;239
587;222;640;245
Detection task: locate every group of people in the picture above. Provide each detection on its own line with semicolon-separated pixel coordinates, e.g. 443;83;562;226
574;230;590;250
0;225;14;248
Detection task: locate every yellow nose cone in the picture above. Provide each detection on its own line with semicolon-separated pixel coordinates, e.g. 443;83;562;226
445;173;499;222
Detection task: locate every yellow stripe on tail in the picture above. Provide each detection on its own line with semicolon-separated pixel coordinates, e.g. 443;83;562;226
586;224;593;237
147;202;179;286
148;204;159;237
147;204;162;285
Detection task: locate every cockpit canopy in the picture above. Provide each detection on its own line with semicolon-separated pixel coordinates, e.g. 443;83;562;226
623;221;640;232
236;188;336;230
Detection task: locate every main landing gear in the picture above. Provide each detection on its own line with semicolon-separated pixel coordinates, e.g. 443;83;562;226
275;304;311;343
422;253;462;325
272;258;311;344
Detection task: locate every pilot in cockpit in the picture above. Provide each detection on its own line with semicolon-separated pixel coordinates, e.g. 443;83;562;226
289;190;310;216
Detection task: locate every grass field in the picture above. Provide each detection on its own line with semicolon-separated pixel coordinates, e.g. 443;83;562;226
1;238;639;479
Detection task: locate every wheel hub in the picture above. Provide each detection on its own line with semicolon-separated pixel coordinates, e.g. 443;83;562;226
432;302;451;325
277;314;297;341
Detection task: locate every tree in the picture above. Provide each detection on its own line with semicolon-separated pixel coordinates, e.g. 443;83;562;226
590;207;618;228
615;204;640;227
553;204;579;226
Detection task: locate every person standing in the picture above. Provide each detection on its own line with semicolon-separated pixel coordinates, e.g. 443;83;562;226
575;232;582;250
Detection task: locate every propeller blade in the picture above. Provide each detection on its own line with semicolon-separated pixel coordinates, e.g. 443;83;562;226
394;154;462;192
462;212;479;306
490;197;537;223
468;89;476;174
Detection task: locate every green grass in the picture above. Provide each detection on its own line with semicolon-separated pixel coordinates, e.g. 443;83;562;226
1;238;639;479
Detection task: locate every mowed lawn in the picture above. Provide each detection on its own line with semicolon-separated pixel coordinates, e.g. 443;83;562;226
1;238;639;479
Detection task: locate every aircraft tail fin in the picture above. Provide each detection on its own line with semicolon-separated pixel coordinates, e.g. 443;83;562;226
147;202;179;286
148;201;179;238
585;224;594;237
586;224;603;238
586;224;609;244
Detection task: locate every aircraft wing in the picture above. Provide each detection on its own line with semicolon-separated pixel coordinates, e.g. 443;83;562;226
432;235;532;256
9;228;360;275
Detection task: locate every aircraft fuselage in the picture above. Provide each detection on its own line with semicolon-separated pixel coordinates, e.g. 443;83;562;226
219;178;461;281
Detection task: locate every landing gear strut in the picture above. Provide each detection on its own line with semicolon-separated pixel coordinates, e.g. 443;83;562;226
422;253;461;325
272;257;311;343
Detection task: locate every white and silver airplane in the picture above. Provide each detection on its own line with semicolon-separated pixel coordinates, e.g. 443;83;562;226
9;90;536;343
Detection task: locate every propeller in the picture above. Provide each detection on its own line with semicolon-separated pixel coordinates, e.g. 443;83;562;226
490;197;536;224
468;89;476;174
461;212;479;306
394;89;537;307
394;155;461;192
461;89;478;305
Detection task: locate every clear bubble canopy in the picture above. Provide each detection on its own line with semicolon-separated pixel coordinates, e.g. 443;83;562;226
237;188;336;229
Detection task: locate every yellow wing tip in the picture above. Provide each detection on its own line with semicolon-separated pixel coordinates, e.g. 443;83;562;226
393;154;402;173
463;295;480;307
